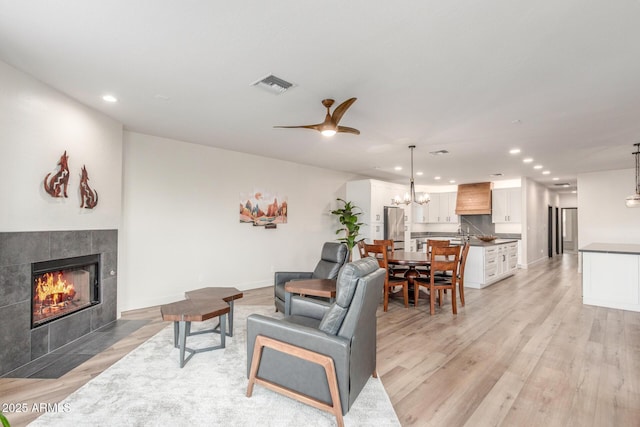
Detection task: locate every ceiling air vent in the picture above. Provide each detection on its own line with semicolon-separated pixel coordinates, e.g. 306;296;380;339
251;74;294;95
429;150;449;155
553;183;571;187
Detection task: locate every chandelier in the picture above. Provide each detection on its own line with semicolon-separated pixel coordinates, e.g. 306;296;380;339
625;143;640;208
391;145;430;206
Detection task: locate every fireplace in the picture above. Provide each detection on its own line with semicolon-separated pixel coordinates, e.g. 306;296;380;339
31;254;100;328
0;229;117;376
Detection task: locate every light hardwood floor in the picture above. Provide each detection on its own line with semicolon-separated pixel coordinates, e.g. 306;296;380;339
1;254;639;426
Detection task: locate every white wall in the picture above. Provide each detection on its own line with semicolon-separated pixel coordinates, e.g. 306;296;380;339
0;60;123;231
522;177;559;267
119;132;357;312
578;168;640;247
559;193;578;208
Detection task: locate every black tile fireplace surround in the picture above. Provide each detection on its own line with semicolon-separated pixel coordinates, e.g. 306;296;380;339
0;230;117;376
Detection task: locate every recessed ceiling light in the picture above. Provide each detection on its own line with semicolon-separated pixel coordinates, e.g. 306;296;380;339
572;190;577;194
416;171;424;176
563;184;570;187
533;165;543;170
449;180;456;184
523;158;534;163
394;166;402;171
512;119;522;124
552;177;559;181
542;170;551;175
102;94;117;103
434;176;441;180
509;149;521;155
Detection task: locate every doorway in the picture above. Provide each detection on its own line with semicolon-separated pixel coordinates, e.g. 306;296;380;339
556;207;560;255
561;208;578;253
548;206;553;258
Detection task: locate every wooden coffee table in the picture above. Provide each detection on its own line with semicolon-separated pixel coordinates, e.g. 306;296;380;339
160;286;243;368
185;287;243;337
284;279;336;316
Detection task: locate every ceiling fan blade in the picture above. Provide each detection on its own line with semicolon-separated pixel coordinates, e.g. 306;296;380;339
273;124;322;131
337;126;360;135
331;97;357;125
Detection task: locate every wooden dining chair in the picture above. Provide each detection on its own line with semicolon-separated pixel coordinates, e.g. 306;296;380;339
418;239;451;276
373;239;407;277
414;245;460;315
433;242;469;304
457;242;470;306
427;239;450;254
364;243;409;311
356;239;367;260
373;239;395;254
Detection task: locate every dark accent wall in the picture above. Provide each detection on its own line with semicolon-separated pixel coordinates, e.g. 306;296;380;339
0;230;117;376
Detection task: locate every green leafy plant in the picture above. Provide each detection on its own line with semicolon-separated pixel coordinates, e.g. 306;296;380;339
330;198;364;257
0;411;10;427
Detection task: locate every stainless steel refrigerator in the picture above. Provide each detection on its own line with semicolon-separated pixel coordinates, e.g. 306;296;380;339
384;206;405;250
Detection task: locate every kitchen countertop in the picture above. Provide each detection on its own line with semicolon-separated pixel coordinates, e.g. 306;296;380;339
468;238;518;247
579;243;640;255
412;236;518;247
411;232;522;240
410;232;519;247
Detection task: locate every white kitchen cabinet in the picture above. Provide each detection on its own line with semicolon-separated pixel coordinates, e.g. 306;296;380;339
427;192;458;223
465;241;519;288
492;188;522;223
346;179;408;244
412;194;430;223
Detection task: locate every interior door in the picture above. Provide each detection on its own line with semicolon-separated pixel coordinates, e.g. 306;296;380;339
548;205;553;258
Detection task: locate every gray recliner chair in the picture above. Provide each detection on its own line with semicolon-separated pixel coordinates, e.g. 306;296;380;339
247;257;385;424
273;242;349;313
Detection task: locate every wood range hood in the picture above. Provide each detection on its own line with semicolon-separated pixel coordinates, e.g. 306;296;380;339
455;182;493;215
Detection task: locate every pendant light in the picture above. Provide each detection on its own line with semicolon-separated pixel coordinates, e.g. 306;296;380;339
391;145;430;205
625;143;640;208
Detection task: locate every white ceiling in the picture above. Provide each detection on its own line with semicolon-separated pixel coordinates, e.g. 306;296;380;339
2;1;640;193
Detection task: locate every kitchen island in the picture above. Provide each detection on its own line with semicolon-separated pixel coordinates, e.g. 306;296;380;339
580;243;640;312
410;235;520;288
464;239;519;288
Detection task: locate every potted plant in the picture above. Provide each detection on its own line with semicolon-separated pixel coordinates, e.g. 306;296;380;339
330;198;364;259
0;411;10;427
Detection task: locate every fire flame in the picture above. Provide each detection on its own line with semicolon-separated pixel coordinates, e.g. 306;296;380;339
34;272;76;305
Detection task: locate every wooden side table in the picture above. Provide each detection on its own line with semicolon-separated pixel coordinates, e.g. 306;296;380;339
284;279;336;316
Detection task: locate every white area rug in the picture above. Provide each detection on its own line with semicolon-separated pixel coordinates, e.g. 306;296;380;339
29;305;400;426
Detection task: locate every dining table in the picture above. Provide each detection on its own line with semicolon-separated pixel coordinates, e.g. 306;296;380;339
386;250;432;304
386;250;430;282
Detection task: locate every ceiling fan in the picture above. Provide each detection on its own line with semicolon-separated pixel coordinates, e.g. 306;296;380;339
274;98;360;136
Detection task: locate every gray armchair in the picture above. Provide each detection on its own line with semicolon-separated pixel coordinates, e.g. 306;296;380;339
273;242;349;312
247;257;385;425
